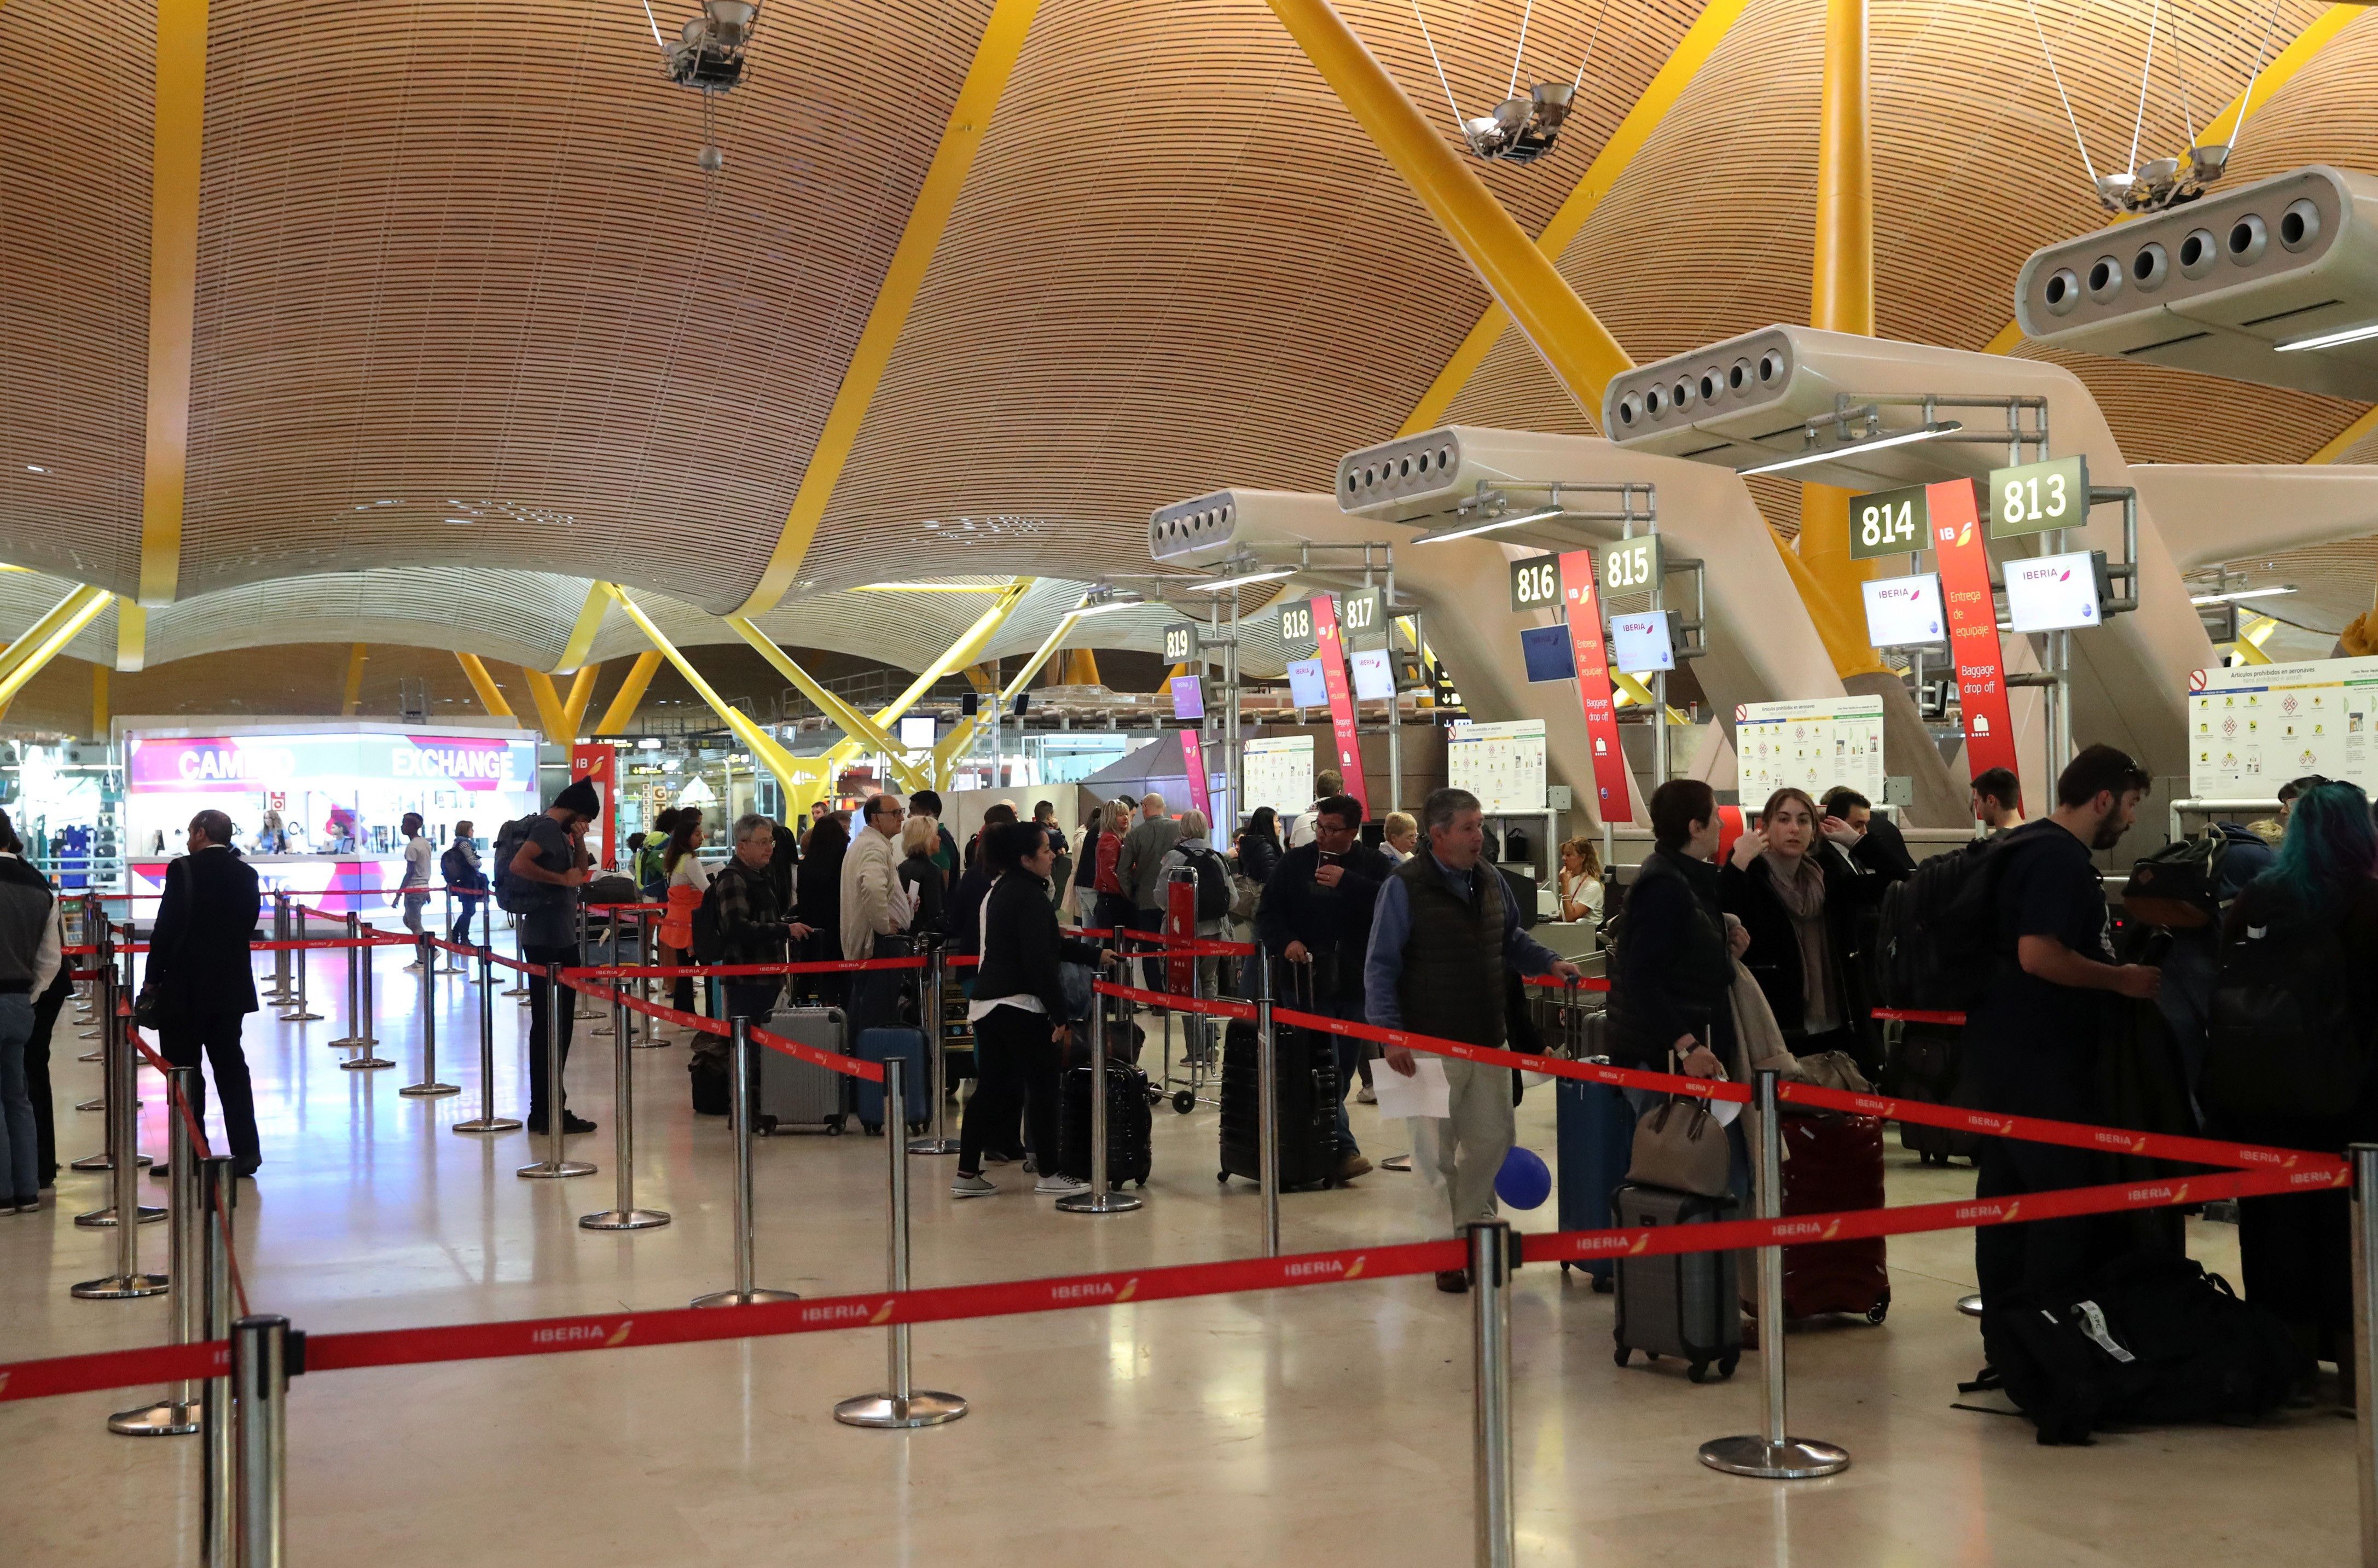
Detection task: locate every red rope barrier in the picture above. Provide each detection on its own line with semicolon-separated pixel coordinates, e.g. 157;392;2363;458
555;975;884;1083
562;956;927;980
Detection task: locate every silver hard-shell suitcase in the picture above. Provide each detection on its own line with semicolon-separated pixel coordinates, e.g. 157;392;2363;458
1611;1182;1742;1383
756;1005;850;1135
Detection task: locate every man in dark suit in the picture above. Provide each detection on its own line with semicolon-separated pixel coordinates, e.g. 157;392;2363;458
149;808;264;1178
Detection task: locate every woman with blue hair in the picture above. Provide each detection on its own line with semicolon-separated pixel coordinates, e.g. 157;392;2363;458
2214;781;2378;1395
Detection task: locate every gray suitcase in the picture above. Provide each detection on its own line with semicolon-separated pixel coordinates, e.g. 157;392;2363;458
1611;1183;1742;1383
755;1006;850;1135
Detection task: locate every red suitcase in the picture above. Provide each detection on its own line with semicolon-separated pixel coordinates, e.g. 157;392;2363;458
1753;1111;1890;1323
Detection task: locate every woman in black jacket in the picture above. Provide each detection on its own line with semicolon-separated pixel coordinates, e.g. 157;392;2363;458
1720;787;1887;1075
793;810;849;1003
1236;806;1283;887
1612;781;1739;1081
949;822;1106;1199
897;816;946;934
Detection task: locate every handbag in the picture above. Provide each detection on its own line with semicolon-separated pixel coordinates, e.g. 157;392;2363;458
1228;873;1261;924
132;982;171;1032
1625;1083;1733;1198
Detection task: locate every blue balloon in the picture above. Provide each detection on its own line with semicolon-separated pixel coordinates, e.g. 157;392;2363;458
1495;1146;1552;1211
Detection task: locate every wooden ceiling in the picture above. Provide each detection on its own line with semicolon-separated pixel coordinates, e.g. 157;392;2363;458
2;0;2375;659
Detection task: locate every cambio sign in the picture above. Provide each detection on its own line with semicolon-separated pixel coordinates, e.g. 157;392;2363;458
129;733;532;794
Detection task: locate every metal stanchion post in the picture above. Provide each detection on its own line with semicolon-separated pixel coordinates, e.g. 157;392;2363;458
339;919;393;1070
503;902;530;1000
438;887;467;973
1468;1220;1516;1568
74;985;163;1228
109;1064;204;1432
263;895;291;1004
1058;983;1141;1215
908;939;956;1155
2351;1143;2378;1567
198;1157;235;1567
835;1056;967;1426
278;906;320;1023
1255;945;1281;1258
398;933;458;1096
573;902;600;1019
630;914;666;1050
582;989;670;1230
70;962;129;1168
453;944;521;1134
327;912;363;1047
231;1314;292;1568
518;964;595;1178
693;1018;798;1306
1700;1068;1850;1479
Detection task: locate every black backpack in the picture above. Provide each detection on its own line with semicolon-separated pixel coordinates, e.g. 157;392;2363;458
439;843;478;891
491;814;553;914
691;876;728;963
1185;846;1230;923
2120;831;2229;931
2200;905;2363;1121
1970;1252;2303;1445
1870;836;2005;1011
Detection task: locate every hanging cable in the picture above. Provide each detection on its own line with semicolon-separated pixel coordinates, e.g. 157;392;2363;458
1569;0;1610;94
2226;0;2283;155
638;0;666;50
2022;0;2101;187
2168;0;2199;146
2124;0;2161;179
1410;0;1466;133
1507;0;1536;98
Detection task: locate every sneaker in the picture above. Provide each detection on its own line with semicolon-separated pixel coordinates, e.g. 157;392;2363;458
562;1112;597;1135
1435;1269;1470;1294
981;1151;1015;1165
1337;1153;1374;1181
1034;1172;1090;1196
1355;1086;1377;1105
949;1174;998;1199
402;962;424;973
9;1194;38;1213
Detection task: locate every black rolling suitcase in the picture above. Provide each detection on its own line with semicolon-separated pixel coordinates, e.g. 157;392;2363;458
1217;960;1339;1189
1612;1183;1742;1383
1881;1018;1981;1165
1058;1060;1154;1186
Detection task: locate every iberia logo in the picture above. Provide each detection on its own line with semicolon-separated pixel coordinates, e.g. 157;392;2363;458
1343;1257;1366;1281
1115;1278;1139;1303
2001;1201;2020;1222
1629;1234;1652;1255
869;1299;896;1326
1822;1218;1843;1240
606;1320;635;1348
2172;1183;2189;1204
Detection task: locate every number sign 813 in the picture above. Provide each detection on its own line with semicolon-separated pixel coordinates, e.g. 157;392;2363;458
1989;456;2090;539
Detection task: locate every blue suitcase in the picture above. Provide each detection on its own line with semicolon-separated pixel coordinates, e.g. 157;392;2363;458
854;1025;932;1135
1556;1075;1636;1290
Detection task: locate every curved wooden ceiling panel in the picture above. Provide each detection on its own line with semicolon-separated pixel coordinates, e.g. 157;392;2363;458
173;0;990;604
792;0;1706;594
0;0;155;594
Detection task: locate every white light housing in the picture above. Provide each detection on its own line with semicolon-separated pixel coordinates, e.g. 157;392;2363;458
1735;422;1964;477
1412;506;1568;544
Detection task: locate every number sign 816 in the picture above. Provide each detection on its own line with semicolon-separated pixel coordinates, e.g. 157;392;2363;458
1508;556;1560;613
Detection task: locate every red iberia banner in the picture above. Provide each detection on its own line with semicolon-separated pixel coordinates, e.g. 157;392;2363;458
1927;480;2023;808
1559;550;1633;823
1307;596;1370;817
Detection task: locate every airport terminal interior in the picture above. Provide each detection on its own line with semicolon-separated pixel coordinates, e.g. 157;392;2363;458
9;0;2378;1561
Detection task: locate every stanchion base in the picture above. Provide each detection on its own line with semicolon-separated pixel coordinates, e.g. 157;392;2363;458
1697;1436;1851;1479
1957;1293;1983;1318
278;1010;323;1023
692;1288;801;1308
340;1055;397;1071
77;1049;101;1061
1380;1154;1412;1172
501;986;530;998
906;1137;959;1156
325;1036;363;1048
71;1272;170;1300
516;1160;598;1179
1054;1189;1144;1215
397;1082;461;1098
580;1207;672;1230
76;1096;103;1112
108;1398;201;1435
630;1039;671;1051
71;1151;146;1171
74;1203;166;1228
832;1391;968;1428
452;1116;524;1134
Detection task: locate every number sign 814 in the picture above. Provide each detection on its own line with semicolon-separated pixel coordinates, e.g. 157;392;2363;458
1847;484;1928;560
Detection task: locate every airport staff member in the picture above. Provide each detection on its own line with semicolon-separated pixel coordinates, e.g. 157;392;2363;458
1365;787;1579;1293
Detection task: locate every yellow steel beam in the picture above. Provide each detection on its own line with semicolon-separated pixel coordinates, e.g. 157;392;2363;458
555;581;616;673
930;605;1087;780
456;652;513;719
136;0;210;606
1397;0;1751;434
819;577;1036;773
0;590;112;707
1984;5;2363;358
560;661;602;740
723;617;931;791
114;599;147;672
595;650;663;735
1793;0;1891;681
2312;405;2378;463
732;0;1044;618
1266;0;1631;416
610;588;827;805
341;643;368;715
0;586;111;687
91;665;109;741
518;668;571;744
2230;613;2280;665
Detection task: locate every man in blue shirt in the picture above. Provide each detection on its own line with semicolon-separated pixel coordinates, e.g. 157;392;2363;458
1366;788;1579;1290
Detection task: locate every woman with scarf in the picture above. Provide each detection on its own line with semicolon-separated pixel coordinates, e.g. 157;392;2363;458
1720;786;1887;1076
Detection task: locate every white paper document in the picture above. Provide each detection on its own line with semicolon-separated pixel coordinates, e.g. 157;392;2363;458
1373;1054;1452;1120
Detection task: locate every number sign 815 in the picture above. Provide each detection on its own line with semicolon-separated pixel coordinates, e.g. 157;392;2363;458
1601;537;1658;596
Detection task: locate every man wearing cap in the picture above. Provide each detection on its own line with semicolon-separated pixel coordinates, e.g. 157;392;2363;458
508;778;599;1135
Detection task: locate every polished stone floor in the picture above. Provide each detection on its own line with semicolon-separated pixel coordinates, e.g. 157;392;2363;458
1;936;2359;1566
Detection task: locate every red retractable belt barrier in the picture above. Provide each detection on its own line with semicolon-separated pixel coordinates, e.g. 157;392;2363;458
1872;1007;1970;1026
559;974;884;1083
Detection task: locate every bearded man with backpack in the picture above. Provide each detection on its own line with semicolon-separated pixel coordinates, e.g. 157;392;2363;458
503;777;600;1136
1255;793;1390;1181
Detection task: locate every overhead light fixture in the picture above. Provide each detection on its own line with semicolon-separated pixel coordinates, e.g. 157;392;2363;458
1736;421;1965;477
2275;321;2378;354
2189;585;2298;605
1071;595;1148;619
1414;506;1565;545
443;517;478;526
24;465;45;473
850;582;1006;593
1197;566;1295;591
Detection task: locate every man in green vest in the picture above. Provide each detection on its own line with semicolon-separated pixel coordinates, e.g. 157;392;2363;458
1366;787;1579;1292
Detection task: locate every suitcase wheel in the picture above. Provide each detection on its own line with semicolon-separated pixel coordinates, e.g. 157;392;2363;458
862;1122;881;1136
1613;1344;1631;1368
1217;1170;1230;1184
756;1114;778;1136
1688;1361;1710;1384
1173;1090;1195;1115
1865;1295;1890;1326
826;1119;844;1135
1559;1261;1570;1275
1718;1351;1740;1379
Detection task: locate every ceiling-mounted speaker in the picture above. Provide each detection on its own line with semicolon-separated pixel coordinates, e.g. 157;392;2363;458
960;692;979;717
2014;165;2378;399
